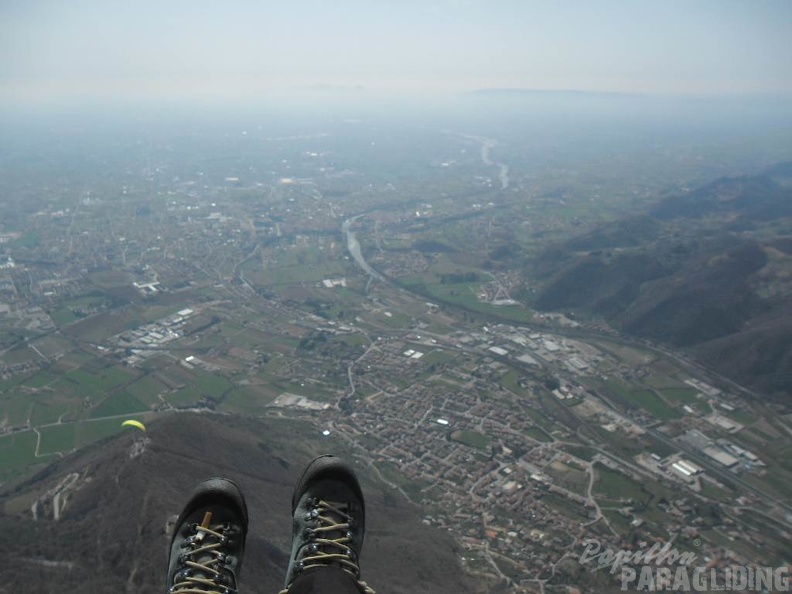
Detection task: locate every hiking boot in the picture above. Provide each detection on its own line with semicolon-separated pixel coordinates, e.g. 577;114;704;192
167;477;248;593
283;455;373;593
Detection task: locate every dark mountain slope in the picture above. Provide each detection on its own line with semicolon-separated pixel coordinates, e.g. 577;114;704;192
0;413;477;594
651;174;792;221
693;303;792;399
531;164;792;400
564;216;661;251
613;240;767;346
765;160;792;180
535;253;669;319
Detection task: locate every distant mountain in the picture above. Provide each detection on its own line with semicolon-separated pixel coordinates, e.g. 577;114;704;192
466;88;638;98
0;414;477;594
564;216;662;251
764;160;792;180
531;163;792;401
650;174;792;222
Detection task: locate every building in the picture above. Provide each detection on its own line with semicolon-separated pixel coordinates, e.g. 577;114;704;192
671;459;703;477
703;447;740;468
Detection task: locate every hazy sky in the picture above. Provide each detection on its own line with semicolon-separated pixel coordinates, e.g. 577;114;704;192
2;0;791;106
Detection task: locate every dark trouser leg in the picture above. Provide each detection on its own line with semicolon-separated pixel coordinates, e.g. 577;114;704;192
287;567;366;594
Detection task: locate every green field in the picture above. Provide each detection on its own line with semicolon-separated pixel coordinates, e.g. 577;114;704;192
89;391;148;418
192;372;233;398
699;480;735;503
542;491;590;520
0;431;40;481
35;417;140;457
726;409;757;425
525;426;553;443
0;373;30;393
1;346;40;365
451;429;491;450
165;387;204;407
643;372;689;390
660;387;700;404
425;281;535;322
602;509;633;534
88;269;132;288
0;395;32;426
220;386;276;414
30;399;74;425
562;444;598;461
37;423;77;455
595;340;654;366
21;370;62;389
51;308;80;326
7;231;40;248
600;379;681;420
32;335;74;358
419;349;457;367
498;368;526;394
242;259;345;286
125;375;170;406
397;254;536;324
545;461;589;495
629;389;681;420
64;366;136;399
593;464;650;504
521;402;555;430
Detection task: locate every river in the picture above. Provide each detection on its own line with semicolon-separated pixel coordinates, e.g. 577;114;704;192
468;134;510;190
342;215;385;291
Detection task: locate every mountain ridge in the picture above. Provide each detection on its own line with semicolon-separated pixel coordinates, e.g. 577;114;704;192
531;161;792;401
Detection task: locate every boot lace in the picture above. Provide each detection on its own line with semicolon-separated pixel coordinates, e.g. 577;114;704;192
170;511;239;594
283;499;375;594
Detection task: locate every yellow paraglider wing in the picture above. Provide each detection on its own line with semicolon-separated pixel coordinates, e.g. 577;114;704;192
121;419;146;432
